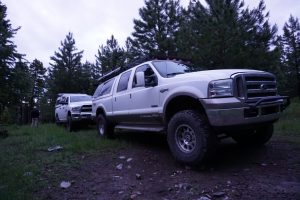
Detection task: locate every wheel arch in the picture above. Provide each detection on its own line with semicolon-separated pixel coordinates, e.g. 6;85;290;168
163;94;207;124
96;106;106;117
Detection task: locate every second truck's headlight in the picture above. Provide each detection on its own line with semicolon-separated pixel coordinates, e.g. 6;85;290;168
71;106;81;112
208;79;233;98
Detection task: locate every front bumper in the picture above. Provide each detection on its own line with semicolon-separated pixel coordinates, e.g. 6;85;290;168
71;112;92;121
201;97;289;127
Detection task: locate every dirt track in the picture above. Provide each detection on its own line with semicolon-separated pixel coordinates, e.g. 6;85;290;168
39;132;300;200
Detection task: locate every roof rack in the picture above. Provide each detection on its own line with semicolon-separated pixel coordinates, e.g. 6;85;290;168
97;56;191;83
97;56;150;83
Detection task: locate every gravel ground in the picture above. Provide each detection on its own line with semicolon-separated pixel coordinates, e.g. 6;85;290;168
38;132;300;200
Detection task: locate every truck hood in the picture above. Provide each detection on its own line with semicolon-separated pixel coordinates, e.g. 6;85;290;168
169;69;265;81
69;101;92;107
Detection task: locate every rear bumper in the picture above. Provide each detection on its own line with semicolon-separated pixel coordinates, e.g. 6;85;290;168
201;96;289;127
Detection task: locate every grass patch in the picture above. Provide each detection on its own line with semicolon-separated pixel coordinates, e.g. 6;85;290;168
275;98;300;143
0;124;125;200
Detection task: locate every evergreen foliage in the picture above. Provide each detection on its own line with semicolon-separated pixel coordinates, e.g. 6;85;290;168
29;59;46;106
129;0;182;58
282;15;300;97
0;0;299;123
177;0;278;70
0;1;22;111
47;32;84;103
95;35;125;75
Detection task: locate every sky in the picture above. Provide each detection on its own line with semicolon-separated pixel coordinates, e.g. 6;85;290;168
2;0;300;67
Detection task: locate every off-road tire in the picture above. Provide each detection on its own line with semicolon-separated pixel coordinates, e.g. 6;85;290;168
66;115;74;132
55;114;61;126
167;110;216;165
232;124;273;146
97;114;115;139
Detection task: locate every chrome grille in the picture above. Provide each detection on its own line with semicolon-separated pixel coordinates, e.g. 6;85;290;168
234;73;278;101
81;105;92;112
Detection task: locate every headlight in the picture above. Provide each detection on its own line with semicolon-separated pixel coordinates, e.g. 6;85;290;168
71;106;81;112
208;79;233;98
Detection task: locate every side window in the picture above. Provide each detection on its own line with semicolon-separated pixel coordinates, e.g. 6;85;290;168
60;96;66;104
93;83;104;98
55;97;61;106
117;70;132;92
99;78;115;96
132;64;156;88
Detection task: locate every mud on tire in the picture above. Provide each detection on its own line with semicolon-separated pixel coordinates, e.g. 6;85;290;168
167;110;216;165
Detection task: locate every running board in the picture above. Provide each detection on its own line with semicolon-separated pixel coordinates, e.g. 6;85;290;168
115;125;165;132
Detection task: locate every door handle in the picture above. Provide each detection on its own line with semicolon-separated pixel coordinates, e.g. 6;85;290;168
160;88;169;93
130;94;132;99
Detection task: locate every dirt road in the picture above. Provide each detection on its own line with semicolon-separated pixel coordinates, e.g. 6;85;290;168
39;132;300;200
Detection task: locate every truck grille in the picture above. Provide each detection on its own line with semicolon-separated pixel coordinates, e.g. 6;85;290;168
81;105;92;112
234;73;278;102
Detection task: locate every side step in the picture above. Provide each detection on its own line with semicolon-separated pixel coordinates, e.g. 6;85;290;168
115;125;165;132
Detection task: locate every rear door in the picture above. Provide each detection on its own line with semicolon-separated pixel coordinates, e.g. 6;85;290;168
112;70;132;122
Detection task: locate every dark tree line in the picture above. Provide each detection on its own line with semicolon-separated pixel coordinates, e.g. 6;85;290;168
0;0;299;123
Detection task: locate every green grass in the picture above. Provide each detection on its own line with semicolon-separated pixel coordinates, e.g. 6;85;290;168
0;124;125;200
0;100;299;199
275;98;300;143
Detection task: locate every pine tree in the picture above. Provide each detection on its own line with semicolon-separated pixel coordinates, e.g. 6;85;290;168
47;32;84;103
0;1;22;111
10;59;31;105
178;0;277;70
77;61;95;94
29;59;46;107
129;0;182;58
95;35;125;75
282;15;300;98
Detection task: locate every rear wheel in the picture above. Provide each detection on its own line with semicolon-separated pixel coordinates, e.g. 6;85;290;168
232;124;274;146
167;110;216;165
97;114;114;138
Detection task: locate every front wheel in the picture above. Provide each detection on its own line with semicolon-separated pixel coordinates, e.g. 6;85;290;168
167;110;216;165
232;124;274;146
55;114;61;126
97;114;114;138
66;115;74;132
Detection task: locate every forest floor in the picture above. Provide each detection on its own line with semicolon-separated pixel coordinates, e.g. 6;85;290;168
37;132;300;200
1;100;299;200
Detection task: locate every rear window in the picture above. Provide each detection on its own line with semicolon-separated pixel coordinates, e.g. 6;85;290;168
117;70;132;92
99;78;115;96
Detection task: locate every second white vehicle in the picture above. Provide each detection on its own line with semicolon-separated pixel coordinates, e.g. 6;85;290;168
55;93;92;131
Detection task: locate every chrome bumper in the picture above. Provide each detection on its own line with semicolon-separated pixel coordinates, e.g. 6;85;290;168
201;97;288;127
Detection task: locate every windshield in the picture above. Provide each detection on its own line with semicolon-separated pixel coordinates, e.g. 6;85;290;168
152;60;191;78
70;95;91;103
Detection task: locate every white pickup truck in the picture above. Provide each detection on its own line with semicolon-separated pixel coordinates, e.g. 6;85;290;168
92;60;289;165
55;93;92;131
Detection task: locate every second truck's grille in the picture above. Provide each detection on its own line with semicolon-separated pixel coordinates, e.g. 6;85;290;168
235;73;278;101
81;105;92;112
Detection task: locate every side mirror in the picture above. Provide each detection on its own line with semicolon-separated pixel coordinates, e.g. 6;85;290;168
135;72;145;87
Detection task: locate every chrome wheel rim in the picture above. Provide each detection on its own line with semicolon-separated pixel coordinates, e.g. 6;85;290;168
175;124;196;153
